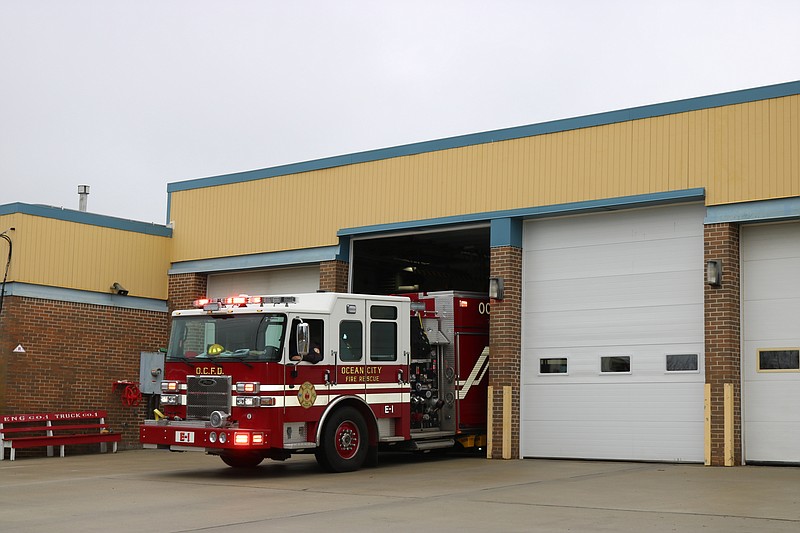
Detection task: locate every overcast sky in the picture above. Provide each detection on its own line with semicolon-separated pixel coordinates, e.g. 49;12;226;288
1;1;799;224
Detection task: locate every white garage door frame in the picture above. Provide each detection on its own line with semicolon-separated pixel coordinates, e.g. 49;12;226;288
741;222;800;464
520;203;705;462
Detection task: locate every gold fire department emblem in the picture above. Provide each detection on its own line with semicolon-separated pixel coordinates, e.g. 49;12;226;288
297;381;316;409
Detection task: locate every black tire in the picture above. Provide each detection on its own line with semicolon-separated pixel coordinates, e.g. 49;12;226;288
220;452;264;468
365;445;379;468
314;447;331;471
317;407;368;472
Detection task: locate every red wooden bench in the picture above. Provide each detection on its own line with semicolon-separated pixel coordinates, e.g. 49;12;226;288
0;411;121;461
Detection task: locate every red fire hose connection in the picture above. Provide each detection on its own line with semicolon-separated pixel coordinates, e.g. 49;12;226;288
112;381;142;407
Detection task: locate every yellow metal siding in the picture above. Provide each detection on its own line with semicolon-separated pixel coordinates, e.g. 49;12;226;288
0;213;20;276
3;214;170;300
171;94;800;263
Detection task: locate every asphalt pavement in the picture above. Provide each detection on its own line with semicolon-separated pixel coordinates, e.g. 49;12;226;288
2;449;799;532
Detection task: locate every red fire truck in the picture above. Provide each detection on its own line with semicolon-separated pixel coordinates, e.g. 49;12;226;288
140;291;489;472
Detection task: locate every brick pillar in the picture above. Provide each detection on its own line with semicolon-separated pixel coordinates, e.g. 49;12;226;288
488;246;522;459
168;273;208;313
0;295;19;414
704;223;741;466
319;260;349;293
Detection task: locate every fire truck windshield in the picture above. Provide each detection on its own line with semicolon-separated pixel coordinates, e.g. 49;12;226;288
167;314;287;362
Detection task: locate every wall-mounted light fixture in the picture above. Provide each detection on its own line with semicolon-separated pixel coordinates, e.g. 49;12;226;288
489;277;505;300
706;260;722;288
110;282;129;296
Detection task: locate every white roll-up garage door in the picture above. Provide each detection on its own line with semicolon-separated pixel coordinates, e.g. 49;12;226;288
521;204;705;462
742;222;800;463
207;266;320;298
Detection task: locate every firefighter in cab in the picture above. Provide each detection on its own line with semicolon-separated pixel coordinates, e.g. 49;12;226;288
289;318;323;364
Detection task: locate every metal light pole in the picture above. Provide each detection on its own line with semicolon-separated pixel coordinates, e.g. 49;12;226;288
0;228;14;322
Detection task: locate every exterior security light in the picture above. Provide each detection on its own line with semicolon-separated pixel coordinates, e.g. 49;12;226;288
111;282;129;296
706;260;722;287
489;277;505;300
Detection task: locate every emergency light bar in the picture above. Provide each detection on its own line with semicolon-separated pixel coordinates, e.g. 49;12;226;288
264;296;296;305
192;295;297;309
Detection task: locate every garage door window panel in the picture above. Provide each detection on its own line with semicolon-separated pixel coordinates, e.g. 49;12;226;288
758;349;800;372
600;356;631;373
540;357;568;374
666;354;699;372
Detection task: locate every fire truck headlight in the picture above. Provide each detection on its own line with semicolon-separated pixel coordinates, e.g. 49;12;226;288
210;410;229;428
235;396;261;407
219;432;227;444
161;381;180;393
161;395;179;405
234;432;249;446
209;432;217;444
235;382;260;394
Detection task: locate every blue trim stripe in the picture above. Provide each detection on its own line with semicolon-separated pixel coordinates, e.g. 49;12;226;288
0;202;172;237
705;197;800;224
168;81;800;193
338;188;706;237
5;282;167;312
169;245;339;275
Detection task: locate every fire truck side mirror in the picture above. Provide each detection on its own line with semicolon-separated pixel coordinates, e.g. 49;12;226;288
296;322;310;357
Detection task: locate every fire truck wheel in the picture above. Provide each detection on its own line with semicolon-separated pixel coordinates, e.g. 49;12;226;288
318;407;368;472
220;452;264;468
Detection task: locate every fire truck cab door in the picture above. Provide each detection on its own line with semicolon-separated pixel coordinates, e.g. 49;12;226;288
333;298;367;396
286;315;329;409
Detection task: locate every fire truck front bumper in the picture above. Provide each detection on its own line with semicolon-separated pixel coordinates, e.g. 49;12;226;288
140;420;272;452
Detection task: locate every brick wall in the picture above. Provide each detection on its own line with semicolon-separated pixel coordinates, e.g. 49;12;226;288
168;273;208;312
319;260;349;293
488;246;522;459
0;295;169;454
704;223;741;465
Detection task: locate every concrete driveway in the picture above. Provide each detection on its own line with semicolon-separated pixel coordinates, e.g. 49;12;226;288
1;450;799;532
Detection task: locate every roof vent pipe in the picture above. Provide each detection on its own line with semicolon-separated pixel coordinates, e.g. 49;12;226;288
78;185;90;212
